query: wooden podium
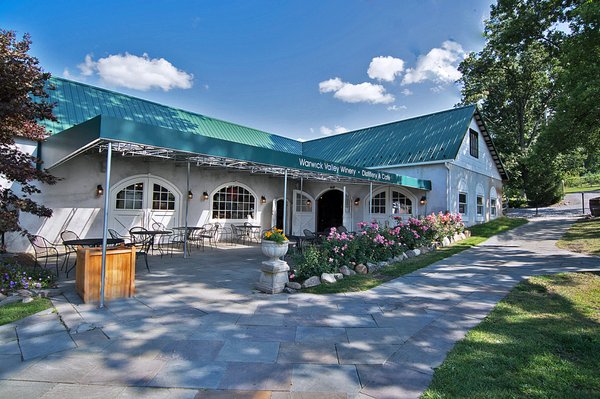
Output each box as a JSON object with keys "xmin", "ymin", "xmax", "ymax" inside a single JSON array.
[{"xmin": 75, "ymin": 246, "xmax": 136, "ymax": 303}]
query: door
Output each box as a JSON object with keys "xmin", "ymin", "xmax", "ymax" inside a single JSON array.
[
  {"xmin": 342, "ymin": 189, "xmax": 352, "ymax": 230},
  {"xmin": 292, "ymin": 190, "xmax": 315, "ymax": 236},
  {"xmin": 110, "ymin": 176, "xmax": 180, "ymax": 235}
]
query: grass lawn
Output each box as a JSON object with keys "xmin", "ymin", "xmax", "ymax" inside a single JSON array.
[
  {"xmin": 564, "ymin": 185, "xmax": 600, "ymax": 193},
  {"xmin": 0, "ymin": 297, "xmax": 53, "ymax": 326},
  {"xmin": 304, "ymin": 217, "xmax": 528, "ymax": 294},
  {"xmin": 422, "ymin": 272, "xmax": 600, "ymax": 398},
  {"xmin": 556, "ymin": 217, "xmax": 600, "ymax": 256}
]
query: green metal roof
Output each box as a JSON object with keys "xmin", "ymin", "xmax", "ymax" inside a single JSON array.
[
  {"xmin": 302, "ymin": 105, "xmax": 476, "ymax": 168},
  {"xmin": 43, "ymin": 77, "xmax": 302, "ymax": 155}
]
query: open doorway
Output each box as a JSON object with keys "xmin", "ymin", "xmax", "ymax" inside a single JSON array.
[
  {"xmin": 275, "ymin": 199, "xmax": 285, "ymax": 230},
  {"xmin": 317, "ymin": 190, "xmax": 343, "ymax": 232}
]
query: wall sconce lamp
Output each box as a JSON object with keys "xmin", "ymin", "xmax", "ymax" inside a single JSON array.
[
  {"xmin": 188, "ymin": 191, "xmax": 194, "ymax": 200},
  {"xmin": 354, "ymin": 197, "xmax": 360, "ymax": 206},
  {"xmin": 96, "ymin": 185, "xmax": 104, "ymax": 197},
  {"xmin": 202, "ymin": 191, "xmax": 209, "ymax": 200},
  {"xmin": 260, "ymin": 195, "xmax": 267, "ymax": 204},
  {"xmin": 420, "ymin": 196, "xmax": 427, "ymax": 205},
  {"xmin": 306, "ymin": 199, "xmax": 312, "ymax": 207}
]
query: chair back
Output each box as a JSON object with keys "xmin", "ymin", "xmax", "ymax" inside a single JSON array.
[
  {"xmin": 131, "ymin": 228, "xmax": 153, "ymax": 253},
  {"xmin": 337, "ymin": 225, "xmax": 348, "ymax": 234},
  {"xmin": 152, "ymin": 222, "xmax": 168, "ymax": 231},
  {"xmin": 108, "ymin": 229, "xmax": 120, "ymax": 240},
  {"xmin": 303, "ymin": 229, "xmax": 316, "ymax": 238},
  {"xmin": 29, "ymin": 235, "xmax": 49, "ymax": 250},
  {"xmin": 61, "ymin": 230, "xmax": 79, "ymax": 243}
]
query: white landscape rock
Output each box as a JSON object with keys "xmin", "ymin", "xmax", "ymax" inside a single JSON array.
[
  {"xmin": 442, "ymin": 237, "xmax": 451, "ymax": 247},
  {"xmin": 302, "ymin": 276, "xmax": 321, "ymax": 288},
  {"xmin": 286, "ymin": 282, "xmax": 302, "ymax": 290},
  {"xmin": 339, "ymin": 266, "xmax": 353, "ymax": 276},
  {"xmin": 333, "ymin": 273, "xmax": 344, "ymax": 281},
  {"xmin": 321, "ymin": 273, "xmax": 337, "ymax": 284}
]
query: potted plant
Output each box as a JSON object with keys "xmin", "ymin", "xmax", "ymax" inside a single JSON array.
[{"xmin": 261, "ymin": 227, "xmax": 289, "ymax": 260}]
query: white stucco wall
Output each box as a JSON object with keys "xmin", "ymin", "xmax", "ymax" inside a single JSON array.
[{"xmin": 5, "ymin": 152, "xmax": 385, "ymax": 252}]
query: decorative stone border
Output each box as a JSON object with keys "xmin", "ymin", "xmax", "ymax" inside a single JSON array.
[
  {"xmin": 0, "ymin": 288, "xmax": 63, "ymax": 307},
  {"xmin": 285, "ymin": 230, "xmax": 471, "ymax": 293}
]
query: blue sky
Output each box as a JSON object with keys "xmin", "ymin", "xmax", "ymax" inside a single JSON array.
[{"xmin": 2, "ymin": 0, "xmax": 494, "ymax": 141}]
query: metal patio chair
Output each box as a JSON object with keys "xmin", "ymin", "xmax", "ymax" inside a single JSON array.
[
  {"xmin": 60, "ymin": 230, "xmax": 80, "ymax": 277},
  {"xmin": 129, "ymin": 227, "xmax": 153, "ymax": 272},
  {"xmin": 28, "ymin": 235, "xmax": 60, "ymax": 276},
  {"xmin": 108, "ymin": 229, "xmax": 132, "ymax": 245},
  {"xmin": 151, "ymin": 222, "xmax": 173, "ymax": 256}
]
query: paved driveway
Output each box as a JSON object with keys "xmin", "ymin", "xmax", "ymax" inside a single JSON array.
[{"xmin": 0, "ymin": 216, "xmax": 598, "ymax": 399}]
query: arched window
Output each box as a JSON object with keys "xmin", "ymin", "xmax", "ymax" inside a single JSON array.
[
  {"xmin": 212, "ymin": 185, "xmax": 256, "ymax": 219},
  {"xmin": 371, "ymin": 191, "xmax": 386, "ymax": 214},
  {"xmin": 490, "ymin": 187, "xmax": 498, "ymax": 218},
  {"xmin": 152, "ymin": 184, "xmax": 176, "ymax": 210},
  {"xmin": 116, "ymin": 183, "xmax": 144, "ymax": 209},
  {"xmin": 391, "ymin": 190, "xmax": 412, "ymax": 215}
]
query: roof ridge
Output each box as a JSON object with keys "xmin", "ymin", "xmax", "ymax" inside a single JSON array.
[
  {"xmin": 50, "ymin": 77, "xmax": 298, "ymax": 144},
  {"xmin": 304, "ymin": 104, "xmax": 476, "ymax": 143}
]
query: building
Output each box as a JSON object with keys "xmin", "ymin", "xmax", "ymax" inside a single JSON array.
[{"xmin": 4, "ymin": 78, "xmax": 506, "ymax": 252}]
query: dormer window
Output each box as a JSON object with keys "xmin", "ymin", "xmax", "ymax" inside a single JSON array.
[{"xmin": 470, "ymin": 129, "xmax": 479, "ymax": 158}]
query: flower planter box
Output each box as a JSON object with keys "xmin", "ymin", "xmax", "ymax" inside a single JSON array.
[{"xmin": 75, "ymin": 246, "xmax": 136, "ymax": 303}]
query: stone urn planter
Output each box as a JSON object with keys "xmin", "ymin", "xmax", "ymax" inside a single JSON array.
[
  {"xmin": 256, "ymin": 240, "xmax": 290, "ymax": 294},
  {"xmin": 261, "ymin": 240, "xmax": 289, "ymax": 259}
]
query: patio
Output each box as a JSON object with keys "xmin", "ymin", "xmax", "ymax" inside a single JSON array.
[{"xmin": 1, "ymin": 217, "xmax": 599, "ymax": 398}]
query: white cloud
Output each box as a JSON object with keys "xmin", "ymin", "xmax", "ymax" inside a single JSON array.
[
  {"xmin": 401, "ymin": 88, "xmax": 413, "ymax": 96},
  {"xmin": 319, "ymin": 78, "xmax": 394, "ymax": 104},
  {"xmin": 401, "ymin": 41, "xmax": 465, "ymax": 86},
  {"xmin": 297, "ymin": 137, "xmax": 307, "ymax": 142},
  {"xmin": 319, "ymin": 77, "xmax": 345, "ymax": 93},
  {"xmin": 320, "ymin": 125, "xmax": 349, "ymax": 136},
  {"xmin": 78, "ymin": 54, "xmax": 96, "ymax": 76},
  {"xmin": 430, "ymin": 85, "xmax": 445, "ymax": 93},
  {"xmin": 62, "ymin": 68, "xmax": 73, "ymax": 79},
  {"xmin": 367, "ymin": 56, "xmax": 405, "ymax": 82},
  {"xmin": 73, "ymin": 53, "xmax": 193, "ymax": 91},
  {"xmin": 387, "ymin": 105, "xmax": 407, "ymax": 111}
]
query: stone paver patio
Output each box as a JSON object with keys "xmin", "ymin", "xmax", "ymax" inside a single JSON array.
[{"xmin": 0, "ymin": 216, "xmax": 598, "ymax": 398}]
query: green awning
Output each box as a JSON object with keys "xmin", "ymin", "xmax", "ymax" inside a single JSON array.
[{"xmin": 41, "ymin": 115, "xmax": 432, "ymax": 190}]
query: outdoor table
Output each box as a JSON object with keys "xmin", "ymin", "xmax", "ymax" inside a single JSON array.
[
  {"xmin": 130, "ymin": 230, "xmax": 172, "ymax": 255},
  {"xmin": 63, "ymin": 238, "xmax": 124, "ymax": 247}
]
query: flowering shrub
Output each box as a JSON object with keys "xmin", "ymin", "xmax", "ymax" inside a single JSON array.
[
  {"xmin": 425, "ymin": 212, "xmax": 465, "ymax": 242},
  {"xmin": 1, "ymin": 261, "xmax": 56, "ymax": 294},
  {"xmin": 294, "ymin": 212, "xmax": 466, "ymax": 278},
  {"xmin": 263, "ymin": 227, "xmax": 288, "ymax": 244}
]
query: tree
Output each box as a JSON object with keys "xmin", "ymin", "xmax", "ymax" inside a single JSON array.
[
  {"xmin": 547, "ymin": 1, "xmax": 600, "ymax": 155},
  {"xmin": 459, "ymin": 37, "xmax": 557, "ymax": 195},
  {"xmin": 0, "ymin": 30, "xmax": 56, "ymax": 248},
  {"xmin": 458, "ymin": 0, "xmax": 599, "ymax": 199}
]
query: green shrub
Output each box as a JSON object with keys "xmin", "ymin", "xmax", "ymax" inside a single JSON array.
[
  {"xmin": 564, "ymin": 173, "xmax": 600, "ymax": 188},
  {"xmin": 294, "ymin": 245, "xmax": 336, "ymax": 279}
]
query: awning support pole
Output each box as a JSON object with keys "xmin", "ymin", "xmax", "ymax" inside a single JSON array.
[
  {"xmin": 369, "ymin": 182, "xmax": 373, "ymax": 221},
  {"xmin": 343, "ymin": 186, "xmax": 347, "ymax": 227},
  {"xmin": 99, "ymin": 142, "xmax": 112, "ymax": 309},
  {"xmin": 184, "ymin": 161, "xmax": 190, "ymax": 258},
  {"xmin": 283, "ymin": 169, "xmax": 288, "ymax": 234}
]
